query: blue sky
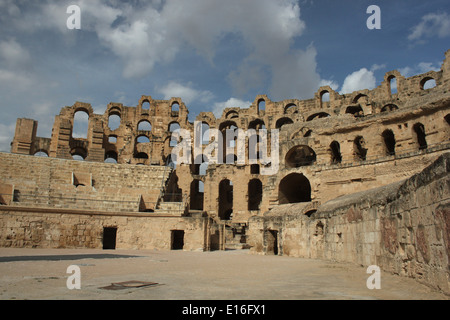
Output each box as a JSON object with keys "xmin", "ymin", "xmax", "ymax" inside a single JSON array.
[{"xmin": 0, "ymin": 0, "xmax": 449, "ymax": 151}]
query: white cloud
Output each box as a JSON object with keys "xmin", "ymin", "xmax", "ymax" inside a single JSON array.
[
  {"xmin": 157, "ymin": 81, "xmax": 214, "ymax": 105},
  {"xmin": 408, "ymin": 12, "xmax": 450, "ymax": 42},
  {"xmin": 340, "ymin": 68, "xmax": 376, "ymax": 94},
  {"xmin": 212, "ymin": 98, "xmax": 252, "ymax": 118},
  {"xmin": 399, "ymin": 62, "xmax": 441, "ymax": 77}
]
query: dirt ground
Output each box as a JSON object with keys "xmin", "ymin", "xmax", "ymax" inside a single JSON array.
[{"xmin": 0, "ymin": 247, "xmax": 447, "ymax": 300}]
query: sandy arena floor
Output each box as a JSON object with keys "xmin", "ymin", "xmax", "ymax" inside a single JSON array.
[{"xmin": 0, "ymin": 247, "xmax": 447, "ymax": 300}]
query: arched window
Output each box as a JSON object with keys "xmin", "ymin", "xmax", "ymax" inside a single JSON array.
[
  {"xmin": 108, "ymin": 114, "xmax": 121, "ymax": 131},
  {"xmin": 413, "ymin": 123, "xmax": 427, "ymax": 150},
  {"xmin": 345, "ymin": 106, "xmax": 364, "ymax": 117},
  {"xmin": 321, "ymin": 91, "xmax": 330, "ymax": 103},
  {"xmin": 420, "ymin": 77, "xmax": 436, "ymax": 90},
  {"xmin": 201, "ymin": 122, "xmax": 210, "ymax": 145},
  {"xmin": 381, "ymin": 104, "xmax": 399, "ymax": 113},
  {"xmin": 382, "ymin": 129, "xmax": 396, "ymax": 156},
  {"xmin": 71, "ymin": 147, "xmax": 87, "ymax": 161},
  {"xmin": 138, "ymin": 120, "xmax": 152, "ymax": 131},
  {"xmin": 306, "ymin": 112, "xmax": 330, "ymax": 121},
  {"xmin": 136, "ymin": 135, "xmax": 150, "ymax": 144},
  {"xmin": 285, "ymin": 145, "xmax": 316, "ymax": 168},
  {"xmin": 190, "ymin": 179, "xmax": 204, "ymax": 211},
  {"xmin": 171, "ymin": 102, "xmax": 180, "ymax": 116},
  {"xmin": 284, "ymin": 103, "xmax": 297, "ymax": 114},
  {"xmin": 389, "ymin": 76, "xmax": 397, "ymax": 95},
  {"xmin": 278, "ymin": 173, "xmax": 311, "ymax": 204},
  {"xmin": 354, "ymin": 136, "xmax": 367, "ymax": 161},
  {"xmin": 258, "ymin": 99, "xmax": 266, "ymax": 113},
  {"xmin": 142, "ymin": 100, "xmax": 150, "ymax": 111},
  {"xmin": 34, "ymin": 150, "xmax": 49, "ymax": 157},
  {"xmin": 169, "ymin": 122, "xmax": 181, "ymax": 147},
  {"xmin": 135, "ymin": 152, "xmax": 148, "ymax": 159},
  {"xmin": 108, "ymin": 135, "xmax": 117, "ymax": 144},
  {"xmin": 276, "ymin": 117, "xmax": 294, "ymax": 129},
  {"xmin": 219, "ymin": 179, "xmax": 233, "ymax": 220},
  {"xmin": 248, "ymin": 179, "xmax": 262, "ymax": 210},
  {"xmin": 330, "ymin": 141, "xmax": 342, "ymax": 164},
  {"xmin": 72, "ymin": 111, "xmax": 89, "ymax": 139},
  {"xmin": 105, "ymin": 150, "xmax": 118, "ymax": 163}
]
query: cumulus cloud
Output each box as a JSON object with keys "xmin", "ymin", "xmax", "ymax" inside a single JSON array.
[
  {"xmin": 408, "ymin": 12, "xmax": 450, "ymax": 43},
  {"xmin": 340, "ymin": 68, "xmax": 377, "ymax": 94},
  {"xmin": 399, "ymin": 61, "xmax": 441, "ymax": 77},
  {"xmin": 4, "ymin": 0, "xmax": 320, "ymax": 99},
  {"xmin": 156, "ymin": 81, "xmax": 214, "ymax": 106},
  {"xmin": 212, "ymin": 98, "xmax": 252, "ymax": 118}
]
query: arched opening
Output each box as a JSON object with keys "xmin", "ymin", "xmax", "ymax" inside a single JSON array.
[
  {"xmin": 413, "ymin": 123, "xmax": 427, "ymax": 150},
  {"xmin": 226, "ymin": 110, "xmax": 239, "ymax": 119},
  {"xmin": 171, "ymin": 102, "xmax": 180, "ymax": 116},
  {"xmin": 72, "ymin": 110, "xmax": 89, "ymax": 139},
  {"xmin": 169, "ymin": 122, "xmax": 181, "ymax": 147},
  {"xmin": 382, "ymin": 129, "xmax": 396, "ymax": 156},
  {"xmin": 276, "ymin": 117, "xmax": 294, "ymax": 129},
  {"xmin": 34, "ymin": 150, "xmax": 49, "ymax": 157},
  {"xmin": 201, "ymin": 122, "xmax": 210, "ymax": 145},
  {"xmin": 258, "ymin": 99, "xmax": 266, "ymax": 113},
  {"xmin": 138, "ymin": 120, "xmax": 152, "ymax": 131},
  {"xmin": 105, "ymin": 150, "xmax": 118, "ymax": 163},
  {"xmin": 330, "ymin": 141, "xmax": 342, "ymax": 164},
  {"xmin": 142, "ymin": 100, "xmax": 150, "ymax": 111},
  {"xmin": 345, "ymin": 106, "xmax": 364, "ymax": 117},
  {"xmin": 199, "ymin": 161, "xmax": 208, "ymax": 176},
  {"xmin": 190, "ymin": 179, "xmax": 204, "ymax": 211},
  {"xmin": 136, "ymin": 135, "xmax": 150, "ymax": 144},
  {"xmin": 420, "ymin": 77, "xmax": 436, "ymax": 90},
  {"xmin": 381, "ymin": 104, "xmax": 399, "ymax": 113},
  {"xmin": 135, "ymin": 152, "xmax": 149, "ymax": 159},
  {"xmin": 248, "ymin": 179, "xmax": 262, "ymax": 211},
  {"xmin": 108, "ymin": 135, "xmax": 117, "ymax": 144},
  {"xmin": 285, "ymin": 145, "xmax": 316, "ymax": 168},
  {"xmin": 284, "ymin": 103, "xmax": 297, "ymax": 114},
  {"xmin": 108, "ymin": 114, "xmax": 121, "ymax": 131},
  {"xmin": 306, "ymin": 112, "xmax": 330, "ymax": 121},
  {"xmin": 354, "ymin": 136, "xmax": 367, "ymax": 161},
  {"xmin": 219, "ymin": 179, "xmax": 233, "ymax": 220},
  {"xmin": 321, "ymin": 91, "xmax": 330, "ymax": 103},
  {"xmin": 248, "ymin": 119, "xmax": 265, "ymax": 130},
  {"xmin": 219, "ymin": 121, "xmax": 238, "ymax": 163},
  {"xmin": 71, "ymin": 147, "xmax": 87, "ymax": 161},
  {"xmin": 278, "ymin": 173, "xmax": 311, "ymax": 204},
  {"xmin": 389, "ymin": 76, "xmax": 397, "ymax": 95}
]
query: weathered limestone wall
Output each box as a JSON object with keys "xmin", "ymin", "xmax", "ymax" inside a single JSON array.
[
  {"xmin": 0, "ymin": 208, "xmax": 205, "ymax": 250},
  {"xmin": 0, "ymin": 152, "xmax": 169, "ymax": 212},
  {"xmin": 249, "ymin": 153, "xmax": 450, "ymax": 294}
]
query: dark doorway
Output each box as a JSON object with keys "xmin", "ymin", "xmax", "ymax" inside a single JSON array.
[
  {"xmin": 219, "ymin": 179, "xmax": 233, "ymax": 220},
  {"xmin": 103, "ymin": 227, "xmax": 117, "ymax": 250},
  {"xmin": 382, "ymin": 129, "xmax": 396, "ymax": 155},
  {"xmin": 413, "ymin": 123, "xmax": 427, "ymax": 150},
  {"xmin": 267, "ymin": 230, "xmax": 278, "ymax": 255},
  {"xmin": 171, "ymin": 230, "xmax": 184, "ymax": 250}
]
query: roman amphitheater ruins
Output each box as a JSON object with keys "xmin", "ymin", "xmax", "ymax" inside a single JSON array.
[{"xmin": 1, "ymin": 49, "xmax": 449, "ymax": 295}]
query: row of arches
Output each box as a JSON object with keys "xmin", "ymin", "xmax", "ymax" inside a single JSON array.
[
  {"xmin": 286, "ymin": 121, "xmax": 434, "ymax": 167},
  {"xmin": 211, "ymin": 173, "xmax": 312, "ymax": 220}
]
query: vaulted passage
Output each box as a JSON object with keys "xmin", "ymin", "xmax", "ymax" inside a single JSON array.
[
  {"xmin": 413, "ymin": 123, "xmax": 427, "ymax": 150},
  {"xmin": 278, "ymin": 173, "xmax": 311, "ymax": 204},
  {"xmin": 382, "ymin": 129, "xmax": 396, "ymax": 155},
  {"xmin": 285, "ymin": 145, "xmax": 316, "ymax": 168}
]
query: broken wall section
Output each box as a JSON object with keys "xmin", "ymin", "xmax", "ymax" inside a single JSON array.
[{"xmin": 249, "ymin": 153, "xmax": 450, "ymax": 295}]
